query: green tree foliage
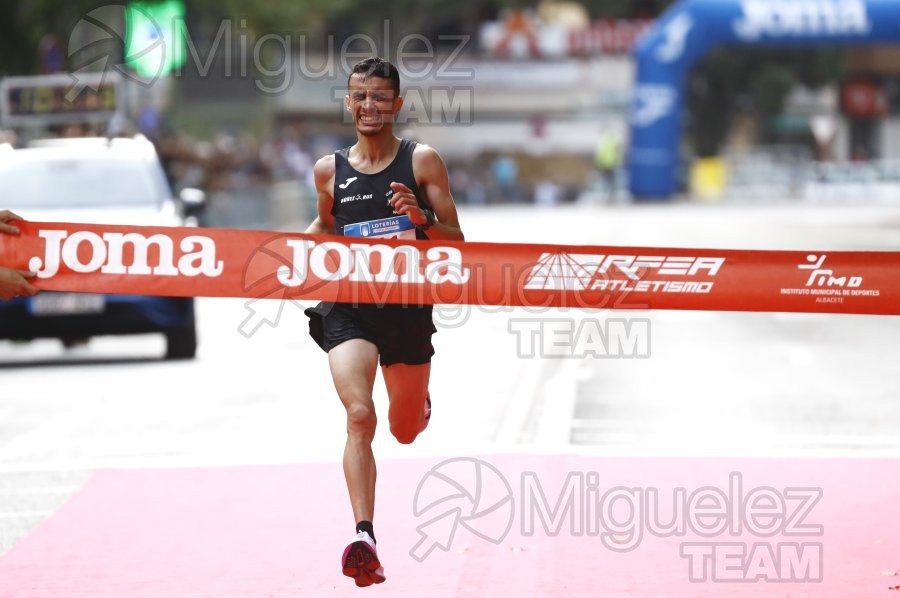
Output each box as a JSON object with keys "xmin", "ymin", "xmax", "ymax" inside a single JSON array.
[
  {"xmin": 0, "ymin": 0, "xmax": 355, "ymax": 76},
  {"xmin": 686, "ymin": 46, "xmax": 845, "ymax": 155},
  {"xmin": 0, "ymin": 0, "xmax": 105, "ymax": 76},
  {"xmin": 2, "ymin": 0, "xmax": 845, "ymax": 158}
]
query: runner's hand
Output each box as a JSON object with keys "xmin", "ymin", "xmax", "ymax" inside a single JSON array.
[{"xmin": 388, "ymin": 182, "xmax": 428, "ymax": 226}]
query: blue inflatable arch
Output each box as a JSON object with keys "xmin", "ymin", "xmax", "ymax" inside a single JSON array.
[{"xmin": 628, "ymin": 0, "xmax": 900, "ymax": 198}]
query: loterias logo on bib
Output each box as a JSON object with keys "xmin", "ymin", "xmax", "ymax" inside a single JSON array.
[{"xmin": 29, "ymin": 229, "xmax": 224, "ymax": 278}]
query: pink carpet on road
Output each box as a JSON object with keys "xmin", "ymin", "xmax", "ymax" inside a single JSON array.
[{"xmin": 0, "ymin": 456, "xmax": 897, "ymax": 597}]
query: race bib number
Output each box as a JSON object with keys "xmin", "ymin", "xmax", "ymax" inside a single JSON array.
[{"xmin": 343, "ymin": 215, "xmax": 416, "ymax": 240}]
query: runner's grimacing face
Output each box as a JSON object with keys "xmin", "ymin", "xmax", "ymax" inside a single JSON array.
[{"xmin": 346, "ymin": 73, "xmax": 401, "ymax": 136}]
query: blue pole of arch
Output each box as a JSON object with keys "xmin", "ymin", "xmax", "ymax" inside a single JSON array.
[{"xmin": 627, "ymin": 0, "xmax": 900, "ymax": 199}]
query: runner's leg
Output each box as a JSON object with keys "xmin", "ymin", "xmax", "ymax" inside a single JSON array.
[
  {"xmin": 329, "ymin": 339, "xmax": 380, "ymax": 524},
  {"xmin": 382, "ymin": 362, "xmax": 431, "ymax": 444}
]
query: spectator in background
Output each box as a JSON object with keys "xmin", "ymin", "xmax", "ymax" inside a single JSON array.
[
  {"xmin": 0, "ymin": 129, "xmax": 18, "ymax": 146},
  {"xmin": 467, "ymin": 170, "xmax": 488, "ymax": 205},
  {"xmin": 490, "ymin": 154, "xmax": 520, "ymax": 202},
  {"xmin": 0, "ymin": 210, "xmax": 39, "ymax": 301},
  {"xmin": 533, "ymin": 178, "xmax": 562, "ymax": 207},
  {"xmin": 449, "ymin": 164, "xmax": 471, "ymax": 204},
  {"xmin": 494, "ymin": 9, "xmax": 542, "ymax": 59},
  {"xmin": 282, "ymin": 137, "xmax": 313, "ymax": 184},
  {"xmin": 595, "ymin": 131, "xmax": 621, "ymax": 200}
]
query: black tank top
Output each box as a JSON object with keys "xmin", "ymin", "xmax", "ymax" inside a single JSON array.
[{"xmin": 331, "ymin": 138, "xmax": 430, "ymax": 240}]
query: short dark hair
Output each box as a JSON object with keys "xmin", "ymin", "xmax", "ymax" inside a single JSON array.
[{"xmin": 348, "ymin": 57, "xmax": 401, "ymax": 97}]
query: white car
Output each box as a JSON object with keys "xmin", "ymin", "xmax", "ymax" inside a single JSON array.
[{"xmin": 0, "ymin": 135, "xmax": 205, "ymax": 359}]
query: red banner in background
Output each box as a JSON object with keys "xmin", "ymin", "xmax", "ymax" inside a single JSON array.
[{"xmin": 1, "ymin": 221, "xmax": 898, "ymax": 315}]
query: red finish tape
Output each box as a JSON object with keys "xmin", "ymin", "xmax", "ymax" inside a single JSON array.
[{"xmin": 2, "ymin": 221, "xmax": 897, "ymax": 315}]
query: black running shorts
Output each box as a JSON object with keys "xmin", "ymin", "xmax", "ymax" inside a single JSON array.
[{"xmin": 305, "ymin": 301, "xmax": 436, "ymax": 366}]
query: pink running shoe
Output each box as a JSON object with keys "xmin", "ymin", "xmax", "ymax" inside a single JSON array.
[{"xmin": 341, "ymin": 531, "xmax": 385, "ymax": 587}]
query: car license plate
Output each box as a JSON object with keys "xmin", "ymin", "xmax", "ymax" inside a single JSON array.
[{"xmin": 29, "ymin": 293, "xmax": 105, "ymax": 316}]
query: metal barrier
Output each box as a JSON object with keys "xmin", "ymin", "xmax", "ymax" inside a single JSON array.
[
  {"xmin": 721, "ymin": 148, "xmax": 900, "ymax": 202},
  {"xmin": 200, "ymin": 181, "xmax": 315, "ymax": 231}
]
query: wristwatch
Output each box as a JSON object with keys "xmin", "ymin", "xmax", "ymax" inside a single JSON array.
[{"xmin": 420, "ymin": 207, "xmax": 437, "ymax": 231}]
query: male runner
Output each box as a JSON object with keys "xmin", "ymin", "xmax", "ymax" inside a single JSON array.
[{"xmin": 303, "ymin": 57, "xmax": 464, "ymax": 587}]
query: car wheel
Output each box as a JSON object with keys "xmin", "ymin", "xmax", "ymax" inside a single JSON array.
[
  {"xmin": 164, "ymin": 324, "xmax": 197, "ymax": 360},
  {"xmin": 61, "ymin": 337, "xmax": 90, "ymax": 350}
]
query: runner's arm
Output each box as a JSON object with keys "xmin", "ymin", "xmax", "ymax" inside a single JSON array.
[
  {"xmin": 407, "ymin": 144, "xmax": 464, "ymax": 242},
  {"xmin": 305, "ymin": 155, "xmax": 336, "ymax": 235}
]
